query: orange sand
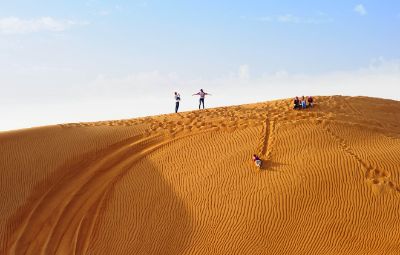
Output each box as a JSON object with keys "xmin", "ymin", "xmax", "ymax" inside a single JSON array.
[{"xmin": 1, "ymin": 96, "xmax": 400, "ymax": 254}]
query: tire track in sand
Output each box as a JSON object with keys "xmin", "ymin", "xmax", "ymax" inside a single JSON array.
[
  {"xmin": 6, "ymin": 135, "xmax": 164, "ymax": 254},
  {"xmin": 344, "ymin": 97, "xmax": 363, "ymax": 116},
  {"xmin": 5, "ymin": 132, "xmax": 199, "ymax": 255}
]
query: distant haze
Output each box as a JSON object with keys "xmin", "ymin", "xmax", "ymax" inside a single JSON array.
[{"xmin": 1, "ymin": 1, "xmax": 399, "ymax": 131}]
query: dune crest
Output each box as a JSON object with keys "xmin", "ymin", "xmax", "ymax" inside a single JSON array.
[{"xmin": 1, "ymin": 96, "xmax": 400, "ymax": 254}]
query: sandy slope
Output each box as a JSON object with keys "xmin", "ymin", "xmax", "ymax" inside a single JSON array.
[{"xmin": 1, "ymin": 96, "xmax": 400, "ymax": 255}]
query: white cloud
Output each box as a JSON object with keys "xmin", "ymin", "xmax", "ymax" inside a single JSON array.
[
  {"xmin": 354, "ymin": 4, "xmax": 367, "ymax": 16},
  {"xmin": 1, "ymin": 58, "xmax": 399, "ymax": 131},
  {"xmin": 84, "ymin": 58, "xmax": 400, "ymax": 106},
  {"xmin": 238, "ymin": 65, "xmax": 250, "ymax": 79},
  {"xmin": 0, "ymin": 17, "xmax": 88, "ymax": 34},
  {"xmin": 257, "ymin": 14, "xmax": 333, "ymax": 24},
  {"xmin": 257, "ymin": 17, "xmax": 272, "ymax": 22},
  {"xmin": 96, "ymin": 10, "xmax": 110, "ymax": 16},
  {"xmin": 277, "ymin": 14, "xmax": 300, "ymax": 23},
  {"xmin": 273, "ymin": 70, "xmax": 289, "ymax": 78},
  {"xmin": 94, "ymin": 4, "xmax": 124, "ymax": 16}
]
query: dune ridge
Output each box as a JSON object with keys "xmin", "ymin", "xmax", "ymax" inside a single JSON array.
[{"xmin": 1, "ymin": 96, "xmax": 400, "ymax": 254}]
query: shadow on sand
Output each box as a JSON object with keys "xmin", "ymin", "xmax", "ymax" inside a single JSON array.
[
  {"xmin": 3, "ymin": 137, "xmax": 192, "ymax": 255},
  {"xmin": 88, "ymin": 158, "xmax": 193, "ymax": 254},
  {"xmin": 260, "ymin": 160, "xmax": 286, "ymax": 171}
]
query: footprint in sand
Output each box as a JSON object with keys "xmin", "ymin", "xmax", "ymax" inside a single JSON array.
[
  {"xmin": 372, "ymin": 179, "xmax": 381, "ymax": 185},
  {"xmin": 374, "ymin": 168, "xmax": 390, "ymax": 178}
]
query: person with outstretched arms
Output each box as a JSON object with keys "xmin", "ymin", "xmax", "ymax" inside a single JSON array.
[{"xmin": 192, "ymin": 89, "xmax": 211, "ymax": 109}]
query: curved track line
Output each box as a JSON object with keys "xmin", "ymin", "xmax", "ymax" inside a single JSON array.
[
  {"xmin": 6, "ymin": 128, "xmax": 224, "ymax": 254},
  {"xmin": 344, "ymin": 98, "xmax": 363, "ymax": 116},
  {"xmin": 7, "ymin": 135, "xmax": 164, "ymax": 254}
]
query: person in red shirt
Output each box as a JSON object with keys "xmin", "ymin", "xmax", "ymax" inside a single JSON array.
[
  {"xmin": 307, "ymin": 96, "xmax": 314, "ymax": 108},
  {"xmin": 252, "ymin": 154, "xmax": 262, "ymax": 168},
  {"xmin": 293, "ymin": 96, "xmax": 300, "ymax": 110}
]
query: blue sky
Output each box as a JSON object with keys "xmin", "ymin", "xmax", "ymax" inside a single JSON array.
[{"xmin": 0, "ymin": 1, "xmax": 399, "ymax": 131}]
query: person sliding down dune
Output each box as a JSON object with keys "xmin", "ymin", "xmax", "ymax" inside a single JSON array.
[{"xmin": 252, "ymin": 154, "xmax": 262, "ymax": 168}]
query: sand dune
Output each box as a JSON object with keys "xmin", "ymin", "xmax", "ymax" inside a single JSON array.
[{"xmin": 1, "ymin": 96, "xmax": 400, "ymax": 254}]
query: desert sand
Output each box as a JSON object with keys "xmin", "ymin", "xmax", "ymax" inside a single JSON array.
[{"xmin": 1, "ymin": 96, "xmax": 400, "ymax": 254}]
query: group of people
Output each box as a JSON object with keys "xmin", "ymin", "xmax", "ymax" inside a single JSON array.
[
  {"xmin": 175, "ymin": 91, "xmax": 314, "ymax": 170},
  {"xmin": 174, "ymin": 89, "xmax": 211, "ymax": 113},
  {"xmin": 253, "ymin": 95, "xmax": 315, "ymax": 169},
  {"xmin": 293, "ymin": 96, "xmax": 314, "ymax": 110}
]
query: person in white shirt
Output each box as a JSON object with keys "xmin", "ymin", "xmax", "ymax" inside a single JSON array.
[
  {"xmin": 174, "ymin": 92, "xmax": 181, "ymax": 113},
  {"xmin": 192, "ymin": 89, "xmax": 211, "ymax": 109}
]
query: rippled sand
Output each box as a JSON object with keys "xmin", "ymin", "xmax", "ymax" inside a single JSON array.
[{"xmin": 1, "ymin": 96, "xmax": 400, "ymax": 254}]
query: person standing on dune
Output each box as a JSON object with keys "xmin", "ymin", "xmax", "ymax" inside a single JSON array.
[
  {"xmin": 174, "ymin": 92, "xmax": 181, "ymax": 113},
  {"xmin": 192, "ymin": 89, "xmax": 211, "ymax": 109}
]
